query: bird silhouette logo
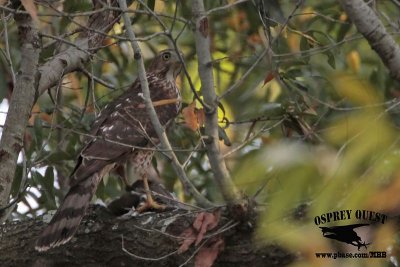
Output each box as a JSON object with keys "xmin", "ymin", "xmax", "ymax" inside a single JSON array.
[{"xmin": 319, "ymin": 224, "xmax": 371, "ymax": 250}]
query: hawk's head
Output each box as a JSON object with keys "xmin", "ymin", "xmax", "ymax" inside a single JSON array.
[{"xmin": 148, "ymin": 49, "xmax": 183, "ymax": 81}]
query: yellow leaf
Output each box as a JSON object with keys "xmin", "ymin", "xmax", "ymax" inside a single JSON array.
[
  {"xmin": 368, "ymin": 173, "xmax": 400, "ymax": 212},
  {"xmin": 346, "ymin": 50, "xmax": 361, "ymax": 73},
  {"xmin": 287, "ymin": 32, "xmax": 300, "ymax": 53},
  {"xmin": 339, "ymin": 13, "xmax": 348, "ymax": 22},
  {"xmin": 331, "ymin": 73, "xmax": 380, "ymax": 105},
  {"xmin": 298, "ymin": 6, "xmax": 315, "ymax": 23},
  {"xmin": 154, "ymin": 0, "xmax": 165, "ymax": 13}
]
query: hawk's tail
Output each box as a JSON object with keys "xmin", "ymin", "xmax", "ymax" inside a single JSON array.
[{"xmin": 35, "ymin": 171, "xmax": 103, "ymax": 252}]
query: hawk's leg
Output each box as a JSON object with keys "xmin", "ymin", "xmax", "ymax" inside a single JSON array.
[
  {"xmin": 136, "ymin": 173, "xmax": 166, "ymax": 212},
  {"xmin": 113, "ymin": 165, "xmax": 132, "ymax": 191}
]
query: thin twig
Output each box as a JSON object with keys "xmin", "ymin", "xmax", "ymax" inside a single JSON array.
[
  {"xmin": 223, "ymin": 119, "xmax": 285, "ymax": 158},
  {"xmin": 192, "ymin": 0, "xmax": 241, "ymax": 204},
  {"xmin": 0, "ymin": 122, "xmax": 206, "ymax": 153},
  {"xmin": 2, "ymin": 11, "xmax": 16, "ymax": 86},
  {"xmin": 219, "ymin": 0, "xmax": 304, "ymax": 99},
  {"xmin": 121, "ymin": 235, "xmax": 179, "ymax": 261},
  {"xmin": 218, "ymin": 49, "xmax": 268, "ymax": 100},
  {"xmin": 182, "ymin": 141, "xmax": 203, "ymax": 169},
  {"xmin": 40, "ymin": 32, "xmax": 92, "ymax": 55},
  {"xmin": 178, "ymin": 240, "xmax": 207, "ymax": 267},
  {"xmin": 206, "ymin": 0, "xmax": 249, "ymax": 15},
  {"xmin": 137, "ymin": 0, "xmax": 168, "ymax": 31},
  {"xmin": 80, "ymin": 67, "xmax": 116, "ymax": 90}
]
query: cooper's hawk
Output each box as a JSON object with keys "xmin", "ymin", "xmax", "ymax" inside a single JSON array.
[{"xmin": 35, "ymin": 49, "xmax": 182, "ymax": 251}]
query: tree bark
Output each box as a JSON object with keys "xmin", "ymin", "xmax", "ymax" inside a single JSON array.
[
  {"xmin": 339, "ymin": 0, "xmax": 400, "ymax": 82},
  {"xmin": 191, "ymin": 0, "xmax": 242, "ymax": 206},
  {"xmin": 37, "ymin": 0, "xmax": 123, "ymax": 95},
  {"xmin": 0, "ymin": 206, "xmax": 293, "ymax": 267},
  {"xmin": 0, "ymin": 0, "xmax": 123, "ymax": 218},
  {"xmin": 0, "ymin": 13, "xmax": 40, "ymax": 217}
]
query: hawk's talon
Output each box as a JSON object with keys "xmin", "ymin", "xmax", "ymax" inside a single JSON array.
[
  {"xmin": 136, "ymin": 172, "xmax": 167, "ymax": 212},
  {"xmin": 136, "ymin": 196, "xmax": 167, "ymax": 212}
]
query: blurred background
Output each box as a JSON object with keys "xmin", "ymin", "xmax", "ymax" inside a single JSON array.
[{"xmin": 1, "ymin": 0, "xmax": 400, "ymax": 266}]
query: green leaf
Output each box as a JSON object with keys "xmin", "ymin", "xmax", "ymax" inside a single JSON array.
[
  {"xmin": 260, "ymin": 102, "xmax": 284, "ymax": 115},
  {"xmin": 299, "ymin": 36, "xmax": 310, "ymax": 63},
  {"xmin": 32, "ymin": 169, "xmax": 56, "ymax": 209},
  {"xmin": 324, "ymin": 50, "xmax": 336, "ymax": 69},
  {"xmin": 218, "ymin": 126, "xmax": 231, "ymax": 146},
  {"xmin": 336, "ymin": 21, "xmax": 352, "ymax": 42},
  {"xmin": 292, "ymin": 81, "xmax": 309, "ymax": 92},
  {"xmin": 34, "ymin": 117, "xmax": 43, "ymax": 151},
  {"xmin": 299, "ymin": 35, "xmax": 310, "ymax": 52},
  {"xmin": 11, "ymin": 165, "xmax": 23, "ymax": 197},
  {"xmin": 218, "ymin": 102, "xmax": 226, "ymax": 117},
  {"xmin": 0, "ymin": 70, "xmax": 7, "ymax": 101},
  {"xmin": 47, "ymin": 150, "xmax": 74, "ymax": 163},
  {"xmin": 148, "ymin": 0, "xmax": 155, "ymax": 11},
  {"xmin": 44, "ymin": 167, "xmax": 55, "ymax": 197}
]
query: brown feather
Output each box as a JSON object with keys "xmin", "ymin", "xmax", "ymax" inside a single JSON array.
[
  {"xmin": 35, "ymin": 164, "xmax": 114, "ymax": 251},
  {"xmin": 35, "ymin": 49, "xmax": 182, "ymax": 251}
]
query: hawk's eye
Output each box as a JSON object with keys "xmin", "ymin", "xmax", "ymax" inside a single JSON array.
[{"xmin": 162, "ymin": 52, "xmax": 171, "ymax": 61}]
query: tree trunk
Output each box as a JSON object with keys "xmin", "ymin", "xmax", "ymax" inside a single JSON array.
[{"xmin": 0, "ymin": 205, "xmax": 294, "ymax": 266}]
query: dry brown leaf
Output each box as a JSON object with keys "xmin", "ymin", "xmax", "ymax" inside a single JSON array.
[
  {"xmin": 21, "ymin": 0, "xmax": 38, "ymax": 23},
  {"xmin": 182, "ymin": 101, "xmax": 206, "ymax": 131},
  {"xmin": 68, "ymin": 73, "xmax": 83, "ymax": 106},
  {"xmin": 193, "ymin": 210, "xmax": 221, "ymax": 246},
  {"xmin": 368, "ymin": 175, "xmax": 400, "ymax": 213},
  {"xmin": 177, "ymin": 228, "xmax": 196, "ymax": 253},
  {"xmin": 182, "ymin": 101, "xmax": 198, "ymax": 131},
  {"xmin": 195, "ymin": 237, "xmax": 225, "ymax": 267},
  {"xmin": 28, "ymin": 103, "xmax": 40, "ymax": 125},
  {"xmin": 263, "ymin": 71, "xmax": 275, "ymax": 85},
  {"xmin": 178, "ymin": 210, "xmax": 221, "ymax": 253},
  {"xmin": 29, "ymin": 103, "xmax": 52, "ymax": 124},
  {"xmin": 39, "ymin": 112, "xmax": 52, "ymax": 123}
]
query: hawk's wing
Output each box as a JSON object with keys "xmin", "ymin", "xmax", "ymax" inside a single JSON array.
[
  {"xmin": 69, "ymin": 75, "xmax": 179, "ymax": 186},
  {"xmin": 70, "ymin": 83, "xmax": 153, "ymax": 186}
]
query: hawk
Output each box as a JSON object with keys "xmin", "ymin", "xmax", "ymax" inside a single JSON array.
[{"xmin": 35, "ymin": 49, "xmax": 182, "ymax": 251}]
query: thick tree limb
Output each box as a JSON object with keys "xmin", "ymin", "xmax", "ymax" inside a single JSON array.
[
  {"xmin": 191, "ymin": 0, "xmax": 242, "ymax": 205},
  {"xmin": 0, "ymin": 13, "xmax": 40, "ymax": 221},
  {"xmin": 0, "ymin": 1, "xmax": 123, "ymax": 220},
  {"xmin": 38, "ymin": 0, "xmax": 122, "ymax": 95},
  {"xmin": 339, "ymin": 0, "xmax": 400, "ymax": 82},
  {"xmin": 0, "ymin": 205, "xmax": 293, "ymax": 266},
  {"xmin": 118, "ymin": 0, "xmax": 213, "ymax": 208}
]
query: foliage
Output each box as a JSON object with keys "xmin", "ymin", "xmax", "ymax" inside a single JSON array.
[{"xmin": 1, "ymin": 0, "xmax": 400, "ymax": 265}]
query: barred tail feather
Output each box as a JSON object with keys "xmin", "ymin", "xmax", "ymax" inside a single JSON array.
[{"xmin": 35, "ymin": 170, "xmax": 104, "ymax": 252}]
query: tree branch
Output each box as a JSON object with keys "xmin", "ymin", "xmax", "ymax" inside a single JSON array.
[
  {"xmin": 191, "ymin": 0, "xmax": 242, "ymax": 205},
  {"xmin": 0, "ymin": 205, "xmax": 293, "ymax": 266},
  {"xmin": 339, "ymin": 0, "xmax": 400, "ymax": 82},
  {"xmin": 118, "ymin": 0, "xmax": 213, "ymax": 208},
  {"xmin": 37, "ymin": 0, "xmax": 122, "ymax": 95},
  {"xmin": 0, "ymin": 0, "xmax": 125, "ymax": 221},
  {"xmin": 0, "ymin": 13, "xmax": 40, "ymax": 221}
]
